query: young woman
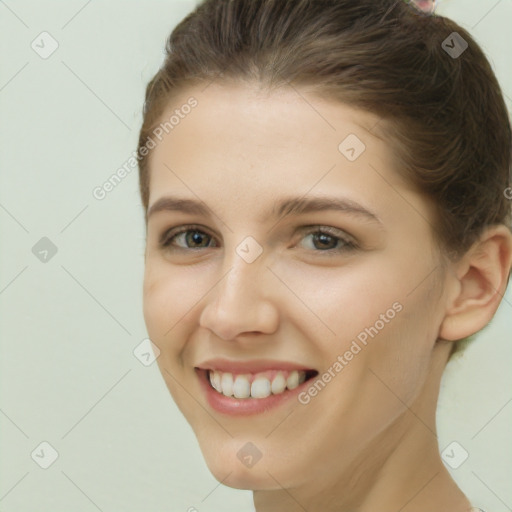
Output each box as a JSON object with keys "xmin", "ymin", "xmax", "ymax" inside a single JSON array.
[{"xmin": 137, "ymin": 1, "xmax": 512, "ymax": 510}]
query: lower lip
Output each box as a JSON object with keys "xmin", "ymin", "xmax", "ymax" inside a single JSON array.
[{"xmin": 195, "ymin": 368, "xmax": 313, "ymax": 416}]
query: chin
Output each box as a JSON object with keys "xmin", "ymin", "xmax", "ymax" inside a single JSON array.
[
  {"xmin": 203, "ymin": 456, "xmax": 273, "ymax": 490},
  {"xmin": 197, "ymin": 437, "xmax": 285, "ymax": 491}
]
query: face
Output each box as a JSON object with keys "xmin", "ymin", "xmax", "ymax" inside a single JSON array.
[{"xmin": 142, "ymin": 82, "xmax": 448, "ymax": 492}]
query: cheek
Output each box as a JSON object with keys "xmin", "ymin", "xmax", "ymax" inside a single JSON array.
[
  {"xmin": 143, "ymin": 260, "xmax": 197, "ymax": 320},
  {"xmin": 142, "ymin": 269, "xmax": 167, "ymax": 336},
  {"xmin": 142, "ymin": 265, "xmax": 198, "ymax": 407},
  {"xmin": 142, "ymin": 263, "xmax": 192, "ymax": 349},
  {"xmin": 278, "ymin": 261, "xmax": 402, "ymax": 343},
  {"xmin": 292, "ymin": 257, "xmax": 439, "ymax": 392},
  {"xmin": 360, "ymin": 281, "xmax": 441, "ymax": 410}
]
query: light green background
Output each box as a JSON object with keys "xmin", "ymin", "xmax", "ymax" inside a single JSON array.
[{"xmin": 0, "ymin": 1, "xmax": 510, "ymax": 511}]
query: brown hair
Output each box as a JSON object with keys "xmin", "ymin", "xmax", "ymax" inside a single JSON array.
[{"xmin": 137, "ymin": 0, "xmax": 512, "ymax": 354}]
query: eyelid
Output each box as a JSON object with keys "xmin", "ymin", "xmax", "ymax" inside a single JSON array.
[{"xmin": 295, "ymin": 224, "xmax": 355, "ymax": 242}]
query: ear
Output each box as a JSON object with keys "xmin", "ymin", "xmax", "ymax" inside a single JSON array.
[{"xmin": 439, "ymin": 224, "xmax": 512, "ymax": 341}]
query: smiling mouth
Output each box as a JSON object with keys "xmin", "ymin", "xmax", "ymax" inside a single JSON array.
[{"xmin": 197, "ymin": 368, "xmax": 319, "ymax": 399}]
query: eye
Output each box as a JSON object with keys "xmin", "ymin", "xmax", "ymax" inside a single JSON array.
[
  {"xmin": 160, "ymin": 225, "xmax": 217, "ymax": 250},
  {"xmin": 159, "ymin": 224, "xmax": 358, "ymax": 254},
  {"xmin": 295, "ymin": 226, "xmax": 357, "ymax": 254}
]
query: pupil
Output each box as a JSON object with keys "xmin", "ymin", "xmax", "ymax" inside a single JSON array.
[
  {"xmin": 190, "ymin": 231, "xmax": 206, "ymax": 247},
  {"xmin": 317, "ymin": 234, "xmax": 334, "ymax": 249}
]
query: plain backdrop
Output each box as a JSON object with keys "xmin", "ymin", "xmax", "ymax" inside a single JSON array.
[{"xmin": 0, "ymin": 1, "xmax": 511, "ymax": 511}]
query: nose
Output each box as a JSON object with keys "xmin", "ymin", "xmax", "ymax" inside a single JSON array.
[{"xmin": 198, "ymin": 250, "xmax": 279, "ymax": 341}]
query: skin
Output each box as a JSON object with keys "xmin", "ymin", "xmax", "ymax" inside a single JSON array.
[{"xmin": 142, "ymin": 81, "xmax": 512, "ymax": 512}]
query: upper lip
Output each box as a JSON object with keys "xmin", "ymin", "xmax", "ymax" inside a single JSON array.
[{"xmin": 195, "ymin": 358, "xmax": 317, "ymax": 374}]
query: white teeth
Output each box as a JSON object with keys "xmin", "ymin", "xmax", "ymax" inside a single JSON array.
[
  {"xmin": 286, "ymin": 370, "xmax": 300, "ymax": 390},
  {"xmin": 211, "ymin": 371, "xmax": 221, "ymax": 392},
  {"xmin": 220, "ymin": 372, "xmax": 233, "ymax": 397},
  {"xmin": 251, "ymin": 377, "xmax": 272, "ymax": 398},
  {"xmin": 233, "ymin": 375, "xmax": 251, "ymax": 398},
  {"xmin": 271, "ymin": 372, "xmax": 286, "ymax": 394},
  {"xmin": 208, "ymin": 369, "xmax": 308, "ymax": 399}
]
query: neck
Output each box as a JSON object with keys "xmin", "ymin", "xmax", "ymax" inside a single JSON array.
[{"xmin": 253, "ymin": 341, "xmax": 472, "ymax": 512}]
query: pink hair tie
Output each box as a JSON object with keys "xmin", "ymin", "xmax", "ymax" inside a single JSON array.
[{"xmin": 404, "ymin": 0, "xmax": 437, "ymax": 15}]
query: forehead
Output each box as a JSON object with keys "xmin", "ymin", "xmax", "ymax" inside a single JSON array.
[
  {"xmin": 145, "ymin": 81, "xmax": 433, "ymax": 234},
  {"xmin": 148, "ymin": 82, "xmax": 396, "ymax": 183},
  {"xmin": 156, "ymin": 81, "xmax": 386, "ymax": 153}
]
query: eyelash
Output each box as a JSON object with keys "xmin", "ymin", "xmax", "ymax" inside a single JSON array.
[{"xmin": 159, "ymin": 224, "xmax": 358, "ymax": 255}]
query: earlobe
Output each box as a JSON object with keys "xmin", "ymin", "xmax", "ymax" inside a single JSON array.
[{"xmin": 438, "ymin": 225, "xmax": 512, "ymax": 341}]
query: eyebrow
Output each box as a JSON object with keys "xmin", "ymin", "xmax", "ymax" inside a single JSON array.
[{"xmin": 147, "ymin": 195, "xmax": 383, "ymax": 226}]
